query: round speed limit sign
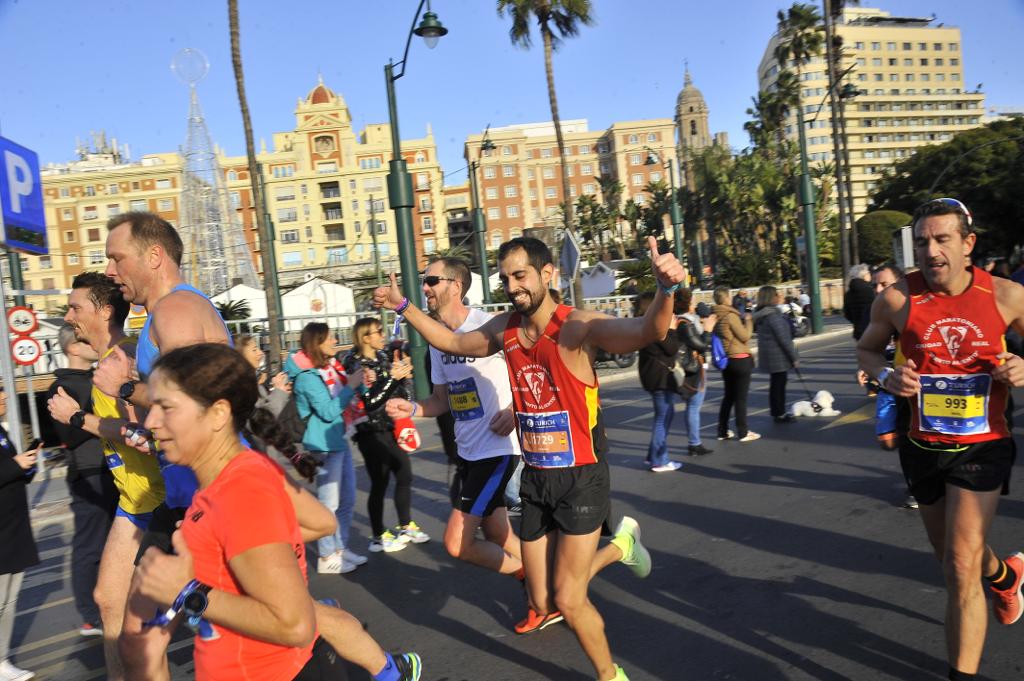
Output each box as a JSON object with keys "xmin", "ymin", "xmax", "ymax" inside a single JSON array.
[
  {"xmin": 11, "ymin": 337, "xmax": 42, "ymax": 366},
  {"xmin": 7, "ymin": 306, "xmax": 38, "ymax": 336}
]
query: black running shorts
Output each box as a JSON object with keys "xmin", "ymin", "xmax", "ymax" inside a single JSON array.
[
  {"xmin": 519, "ymin": 457, "xmax": 611, "ymax": 541},
  {"xmin": 900, "ymin": 437, "xmax": 1016, "ymax": 506},
  {"xmin": 134, "ymin": 503, "xmax": 188, "ymax": 564},
  {"xmin": 292, "ymin": 637, "xmax": 348, "ymax": 680},
  {"xmin": 449, "ymin": 455, "xmax": 517, "ymax": 518}
]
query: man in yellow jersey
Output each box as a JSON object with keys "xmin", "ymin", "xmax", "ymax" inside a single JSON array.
[{"xmin": 48, "ymin": 272, "xmax": 165, "ymax": 679}]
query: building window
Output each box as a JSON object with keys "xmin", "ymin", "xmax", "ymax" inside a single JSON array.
[
  {"xmin": 422, "ymin": 216, "xmax": 434, "ymax": 233},
  {"xmin": 631, "ymin": 174, "xmax": 643, "ymax": 186},
  {"xmin": 108, "ymin": 183, "xmax": 119, "ymax": 194},
  {"xmin": 87, "ymin": 228, "xmax": 101, "ymax": 242},
  {"xmin": 491, "ymin": 233, "xmax": 502, "ymax": 249},
  {"xmin": 949, "ymin": 43, "xmax": 959, "ymax": 51},
  {"xmin": 504, "ymin": 185, "xmax": 517, "ymax": 198},
  {"xmin": 65, "ymin": 230, "xmax": 75, "ymax": 242},
  {"xmin": 542, "ymin": 167, "xmax": 555, "ymax": 179},
  {"xmin": 414, "ymin": 152, "xmax": 426, "ymax": 163},
  {"xmin": 854, "ymin": 41, "xmax": 864, "ymax": 50},
  {"xmin": 351, "ymin": 199, "xmax": 360, "ymax": 214},
  {"xmin": 362, "ymin": 178, "xmax": 384, "ymax": 192},
  {"xmin": 628, "ymin": 134, "xmax": 639, "ymax": 144},
  {"xmin": 156, "ymin": 179, "xmax": 172, "ymax": 189},
  {"xmin": 506, "ymin": 206, "xmax": 519, "ymax": 218},
  {"xmin": 483, "ymin": 166, "xmax": 496, "ymax": 179},
  {"xmin": 61, "ymin": 208, "xmax": 73, "ymax": 220},
  {"xmin": 526, "ymin": 168, "xmax": 535, "ymax": 180},
  {"xmin": 272, "ymin": 165, "xmax": 295, "ymax": 178},
  {"xmin": 60, "ymin": 187, "xmax": 70, "ymax": 198},
  {"xmin": 582, "ymin": 183, "xmax": 595, "ymax": 195},
  {"xmin": 354, "ymin": 221, "xmax": 362, "ymax": 234},
  {"xmin": 579, "ymin": 144, "xmax": 590, "ymax": 154},
  {"xmin": 317, "ymin": 162, "xmax": 338, "ymax": 174},
  {"xmin": 327, "ymin": 247, "xmax": 348, "ymax": 264},
  {"xmin": 544, "ymin": 187, "xmax": 557, "ymax": 199},
  {"xmin": 629, "ymin": 153, "xmax": 642, "ymax": 165},
  {"xmin": 68, "ymin": 253, "xmax": 79, "ymax": 265},
  {"xmin": 282, "ymin": 252, "xmax": 302, "ymax": 267},
  {"xmin": 108, "ymin": 204, "xmax": 122, "ymax": 216},
  {"xmin": 485, "ymin": 187, "xmax": 498, "ymax": 200},
  {"xmin": 528, "ymin": 188, "xmax": 537, "ymax": 199},
  {"xmin": 323, "ymin": 206, "xmax": 343, "ymax": 221},
  {"xmin": 325, "ymin": 226, "xmax": 345, "ymax": 241},
  {"xmin": 541, "ymin": 148, "xmax": 552, "ymax": 158},
  {"xmin": 357, "ymin": 158, "xmax": 381, "ymax": 170},
  {"xmin": 423, "ymin": 238, "xmax": 436, "ymax": 254},
  {"xmin": 502, "ymin": 165, "xmax": 514, "ymax": 177},
  {"xmin": 419, "ymin": 197, "xmax": 432, "ymax": 211},
  {"xmin": 374, "ymin": 220, "xmax": 387, "ymax": 235},
  {"xmin": 871, "ymin": 42, "xmax": 881, "ymax": 51},
  {"xmin": 85, "ymin": 186, "xmax": 96, "ymax": 196},
  {"xmin": 903, "ymin": 42, "xmax": 912, "ymax": 50},
  {"xmin": 887, "ymin": 42, "xmax": 896, "ymax": 51},
  {"xmin": 597, "ymin": 143, "xmax": 609, "ymax": 153},
  {"xmin": 650, "ymin": 171, "xmax": 662, "ymax": 182},
  {"xmin": 918, "ymin": 42, "xmax": 927, "ymax": 50},
  {"xmin": 580, "ymin": 163, "xmax": 593, "ymax": 175},
  {"xmin": 277, "ymin": 207, "xmax": 298, "ymax": 223},
  {"xmin": 416, "ymin": 173, "xmax": 429, "ymax": 190},
  {"xmin": 89, "ymin": 250, "xmax": 104, "ymax": 265},
  {"xmin": 646, "ymin": 133, "xmax": 656, "ymax": 142},
  {"xmin": 39, "ymin": 257, "xmax": 52, "ymax": 269},
  {"xmin": 487, "ymin": 207, "xmax": 500, "ymax": 219},
  {"xmin": 871, "ymin": 58, "xmax": 881, "ymax": 66},
  {"xmin": 368, "ymin": 198, "xmax": 385, "ymax": 213},
  {"xmin": 281, "ymin": 229, "xmax": 300, "ymax": 244}
]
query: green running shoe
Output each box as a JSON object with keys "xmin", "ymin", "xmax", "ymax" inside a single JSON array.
[
  {"xmin": 611, "ymin": 516, "xmax": 651, "ymax": 578},
  {"xmin": 393, "ymin": 651, "xmax": 422, "ymax": 681}
]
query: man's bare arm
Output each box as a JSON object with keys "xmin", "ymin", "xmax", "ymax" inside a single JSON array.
[
  {"xmin": 992, "ymin": 278, "xmax": 1024, "ymax": 387},
  {"xmin": 857, "ymin": 283, "xmax": 920, "ymax": 396}
]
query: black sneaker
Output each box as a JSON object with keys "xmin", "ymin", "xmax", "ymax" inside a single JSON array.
[
  {"xmin": 506, "ymin": 503, "xmax": 522, "ymax": 517},
  {"xmin": 392, "ymin": 652, "xmax": 423, "ymax": 681},
  {"xmin": 773, "ymin": 414, "xmax": 797, "ymax": 424},
  {"xmin": 688, "ymin": 445, "xmax": 714, "ymax": 456}
]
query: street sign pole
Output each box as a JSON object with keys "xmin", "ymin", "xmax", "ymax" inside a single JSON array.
[{"xmin": 0, "ymin": 268, "xmax": 24, "ymax": 452}]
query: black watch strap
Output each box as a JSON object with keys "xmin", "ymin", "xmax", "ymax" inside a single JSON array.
[
  {"xmin": 70, "ymin": 411, "xmax": 86, "ymax": 429},
  {"xmin": 119, "ymin": 380, "xmax": 139, "ymax": 400}
]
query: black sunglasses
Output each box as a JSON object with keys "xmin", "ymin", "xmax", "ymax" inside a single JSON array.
[{"xmin": 423, "ymin": 276, "xmax": 456, "ymax": 287}]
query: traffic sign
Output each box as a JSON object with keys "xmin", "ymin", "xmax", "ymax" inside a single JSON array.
[
  {"xmin": 6, "ymin": 306, "xmax": 38, "ymax": 336},
  {"xmin": 0, "ymin": 136, "xmax": 48, "ymax": 255},
  {"xmin": 559, "ymin": 229, "xmax": 582, "ymax": 283},
  {"xmin": 11, "ymin": 336, "xmax": 41, "ymax": 366}
]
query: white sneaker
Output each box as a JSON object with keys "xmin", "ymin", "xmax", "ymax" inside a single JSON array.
[
  {"xmin": 717, "ymin": 430, "xmax": 735, "ymax": 441},
  {"xmin": 0, "ymin": 659, "xmax": 35, "ymax": 681},
  {"xmin": 368, "ymin": 530, "xmax": 408, "ymax": 553},
  {"xmin": 650, "ymin": 461, "xmax": 682, "ymax": 473},
  {"xmin": 396, "ymin": 521, "xmax": 430, "ymax": 544},
  {"xmin": 317, "ymin": 552, "xmax": 343, "ymax": 574},
  {"xmin": 738, "ymin": 431, "xmax": 761, "ymax": 443},
  {"xmin": 342, "ymin": 549, "xmax": 368, "ymax": 566}
]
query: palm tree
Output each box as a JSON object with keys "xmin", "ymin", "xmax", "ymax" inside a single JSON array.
[
  {"xmin": 429, "ymin": 243, "xmax": 472, "ymax": 262},
  {"xmin": 229, "ymin": 0, "xmax": 283, "ymax": 366},
  {"xmin": 621, "ymin": 198, "xmax": 642, "ymax": 251},
  {"xmin": 597, "ymin": 175, "xmax": 623, "ymax": 256},
  {"xmin": 216, "ymin": 299, "xmax": 252, "ymax": 321},
  {"xmin": 775, "ymin": 4, "xmax": 824, "ymax": 85},
  {"xmin": 498, "ymin": 0, "xmax": 594, "ymax": 235}
]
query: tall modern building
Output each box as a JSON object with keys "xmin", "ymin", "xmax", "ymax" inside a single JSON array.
[
  {"xmin": 758, "ymin": 5, "xmax": 985, "ymax": 217},
  {"xmin": 25, "ymin": 79, "xmax": 447, "ymax": 312}
]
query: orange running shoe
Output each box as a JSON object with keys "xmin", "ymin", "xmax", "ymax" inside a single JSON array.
[
  {"xmin": 514, "ymin": 608, "xmax": 564, "ymax": 634},
  {"xmin": 991, "ymin": 552, "xmax": 1024, "ymax": 625}
]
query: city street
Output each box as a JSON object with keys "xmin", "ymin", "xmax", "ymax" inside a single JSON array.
[{"xmin": 10, "ymin": 329, "xmax": 1024, "ymax": 680}]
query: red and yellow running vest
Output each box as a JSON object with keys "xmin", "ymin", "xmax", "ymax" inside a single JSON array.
[
  {"xmin": 503, "ymin": 304, "xmax": 606, "ymax": 468},
  {"xmin": 896, "ymin": 267, "xmax": 1010, "ymax": 444}
]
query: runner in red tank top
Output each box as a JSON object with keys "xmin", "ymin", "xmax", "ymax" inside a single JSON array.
[
  {"xmin": 374, "ymin": 235, "xmax": 687, "ymax": 681},
  {"xmin": 858, "ymin": 198, "xmax": 1024, "ymax": 680}
]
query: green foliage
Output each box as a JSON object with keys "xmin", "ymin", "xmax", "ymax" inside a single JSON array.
[
  {"xmin": 615, "ymin": 260, "xmax": 654, "ymax": 294},
  {"xmin": 216, "ymin": 300, "xmax": 252, "ymax": 320},
  {"xmin": 856, "ymin": 210, "xmax": 912, "ymax": 265},
  {"xmin": 718, "ymin": 252, "xmax": 775, "ymax": 288},
  {"xmin": 870, "ymin": 117, "xmax": 1024, "ymax": 257}
]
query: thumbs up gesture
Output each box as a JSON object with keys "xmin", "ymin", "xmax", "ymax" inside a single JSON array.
[
  {"xmin": 648, "ymin": 236, "xmax": 688, "ymax": 291},
  {"xmin": 372, "ymin": 272, "xmax": 406, "ymax": 310}
]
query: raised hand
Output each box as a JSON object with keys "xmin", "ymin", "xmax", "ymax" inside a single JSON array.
[
  {"xmin": 648, "ymin": 236, "xmax": 687, "ymax": 289},
  {"xmin": 372, "ymin": 272, "xmax": 406, "ymax": 310},
  {"xmin": 93, "ymin": 345, "xmax": 134, "ymax": 397}
]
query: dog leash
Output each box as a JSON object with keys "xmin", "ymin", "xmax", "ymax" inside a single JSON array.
[{"xmin": 793, "ymin": 366, "xmax": 823, "ymax": 413}]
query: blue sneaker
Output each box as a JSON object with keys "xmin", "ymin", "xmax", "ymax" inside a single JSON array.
[{"xmin": 392, "ymin": 652, "xmax": 423, "ymax": 681}]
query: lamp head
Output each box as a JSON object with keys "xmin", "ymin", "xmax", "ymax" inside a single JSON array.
[
  {"xmin": 414, "ymin": 11, "xmax": 448, "ymax": 49},
  {"xmin": 644, "ymin": 152, "xmax": 659, "ymax": 166}
]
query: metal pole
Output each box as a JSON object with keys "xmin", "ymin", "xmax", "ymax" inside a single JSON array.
[
  {"xmin": 385, "ymin": 61, "xmax": 429, "ymax": 400},
  {"xmin": 666, "ymin": 159, "xmax": 684, "ymax": 266},
  {"xmin": 837, "ymin": 98, "xmax": 859, "ymax": 262},
  {"xmin": 0, "ymin": 269, "xmax": 24, "ymax": 453},
  {"xmin": 22, "ymin": 365, "xmax": 39, "ymax": 440},
  {"xmin": 6, "ymin": 253, "xmax": 25, "ymax": 306},
  {"xmin": 369, "ymin": 194, "xmax": 383, "ymax": 287},
  {"xmin": 467, "ymin": 160, "xmax": 492, "ymax": 303},
  {"xmin": 796, "ymin": 105, "xmax": 824, "ymax": 335},
  {"xmin": 823, "ymin": 0, "xmax": 851, "ymax": 278}
]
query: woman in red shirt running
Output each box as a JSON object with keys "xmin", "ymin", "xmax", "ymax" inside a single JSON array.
[{"xmin": 134, "ymin": 343, "xmax": 422, "ymax": 681}]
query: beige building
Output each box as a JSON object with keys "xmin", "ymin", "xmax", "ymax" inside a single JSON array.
[
  {"xmin": 21, "ymin": 78, "xmax": 446, "ymax": 313},
  {"xmin": 462, "ymin": 118, "xmax": 677, "ymax": 250},
  {"xmin": 758, "ymin": 6, "xmax": 985, "ymax": 218}
]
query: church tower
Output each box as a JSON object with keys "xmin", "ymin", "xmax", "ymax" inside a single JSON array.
[{"xmin": 674, "ymin": 66, "xmax": 712, "ymax": 155}]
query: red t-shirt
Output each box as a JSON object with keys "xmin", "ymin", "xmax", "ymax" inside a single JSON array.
[{"xmin": 180, "ymin": 449, "xmax": 312, "ymax": 681}]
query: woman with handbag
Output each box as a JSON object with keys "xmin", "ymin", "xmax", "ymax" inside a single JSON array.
[
  {"xmin": 676, "ymin": 289, "xmax": 718, "ymax": 456},
  {"xmin": 712, "ymin": 286, "xmax": 759, "ymax": 442},
  {"xmin": 752, "ymin": 286, "xmax": 798, "ymax": 424},
  {"xmin": 635, "ymin": 292, "xmax": 687, "ymax": 472}
]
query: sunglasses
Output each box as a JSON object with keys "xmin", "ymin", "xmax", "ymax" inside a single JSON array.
[
  {"xmin": 927, "ymin": 197, "xmax": 973, "ymax": 227},
  {"xmin": 422, "ymin": 276, "xmax": 456, "ymax": 287}
]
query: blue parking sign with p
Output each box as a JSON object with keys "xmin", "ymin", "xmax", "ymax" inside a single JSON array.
[{"xmin": 0, "ymin": 136, "xmax": 48, "ymax": 255}]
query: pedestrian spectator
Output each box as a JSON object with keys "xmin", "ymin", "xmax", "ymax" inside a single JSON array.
[
  {"xmin": 843, "ymin": 263, "xmax": 874, "ymax": 340},
  {"xmin": 798, "ymin": 288, "xmax": 811, "ymax": 315},
  {"xmin": 731, "ymin": 289, "xmax": 748, "ymax": 315},
  {"xmin": 235, "ymin": 334, "xmax": 291, "ymax": 418},
  {"xmin": 46, "ymin": 325, "xmax": 118, "ymax": 639},
  {"xmin": 343, "ymin": 318, "xmax": 429, "ymax": 553},
  {"xmin": 677, "ymin": 289, "xmax": 717, "ymax": 455},
  {"xmin": 752, "ymin": 286, "xmax": 798, "ymax": 424},
  {"xmin": 713, "ymin": 286, "xmax": 758, "ymax": 442},
  {"xmin": 1010, "ymin": 263, "xmax": 1024, "ymax": 287},
  {"xmin": 0, "ymin": 388, "xmax": 41, "ymax": 681},
  {"xmin": 635, "ymin": 292, "xmax": 685, "ymax": 472},
  {"xmin": 284, "ymin": 323, "xmax": 368, "ymax": 574}
]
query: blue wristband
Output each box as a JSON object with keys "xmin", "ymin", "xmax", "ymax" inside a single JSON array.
[{"xmin": 659, "ymin": 282, "xmax": 681, "ymax": 295}]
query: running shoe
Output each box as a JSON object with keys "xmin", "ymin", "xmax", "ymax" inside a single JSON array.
[
  {"xmin": 611, "ymin": 516, "xmax": 651, "ymax": 578},
  {"xmin": 369, "ymin": 530, "xmax": 408, "ymax": 553},
  {"xmin": 317, "ymin": 552, "xmax": 344, "ymax": 574},
  {"xmin": 991, "ymin": 552, "xmax": 1024, "ymax": 625},
  {"xmin": 0, "ymin": 659, "xmax": 34, "ymax": 681},
  {"xmin": 716, "ymin": 430, "xmax": 734, "ymax": 441},
  {"xmin": 611, "ymin": 665, "xmax": 630, "ymax": 680},
  {"xmin": 396, "ymin": 521, "xmax": 430, "ymax": 544},
  {"xmin": 78, "ymin": 622, "xmax": 103, "ymax": 637},
  {"xmin": 506, "ymin": 503, "xmax": 522, "ymax": 517},
  {"xmin": 738, "ymin": 431, "xmax": 761, "ymax": 443},
  {"xmin": 342, "ymin": 549, "xmax": 368, "ymax": 566},
  {"xmin": 687, "ymin": 445, "xmax": 714, "ymax": 456},
  {"xmin": 514, "ymin": 608, "xmax": 564, "ymax": 634},
  {"xmin": 650, "ymin": 462, "xmax": 682, "ymax": 473},
  {"xmin": 392, "ymin": 652, "xmax": 423, "ymax": 681},
  {"xmin": 902, "ymin": 495, "xmax": 919, "ymax": 510}
]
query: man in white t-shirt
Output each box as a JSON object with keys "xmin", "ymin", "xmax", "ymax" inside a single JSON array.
[{"xmin": 386, "ymin": 258, "xmax": 524, "ymax": 580}]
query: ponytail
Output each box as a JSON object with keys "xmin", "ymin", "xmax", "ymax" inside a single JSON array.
[{"xmin": 244, "ymin": 407, "xmax": 322, "ymax": 482}]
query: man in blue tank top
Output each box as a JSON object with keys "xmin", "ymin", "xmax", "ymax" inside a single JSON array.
[{"xmin": 92, "ymin": 211, "xmax": 232, "ymax": 680}]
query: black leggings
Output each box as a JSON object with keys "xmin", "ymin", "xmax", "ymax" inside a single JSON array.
[
  {"xmin": 354, "ymin": 429, "xmax": 413, "ymax": 537},
  {"xmin": 769, "ymin": 371, "xmax": 789, "ymax": 418},
  {"xmin": 718, "ymin": 356, "xmax": 753, "ymax": 438}
]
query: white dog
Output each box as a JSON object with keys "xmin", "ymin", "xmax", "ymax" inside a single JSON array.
[{"xmin": 791, "ymin": 390, "xmax": 840, "ymax": 417}]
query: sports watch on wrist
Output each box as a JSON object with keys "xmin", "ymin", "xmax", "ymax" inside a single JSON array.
[
  {"xmin": 877, "ymin": 367, "xmax": 894, "ymax": 389},
  {"xmin": 118, "ymin": 380, "xmax": 139, "ymax": 401},
  {"xmin": 70, "ymin": 411, "xmax": 86, "ymax": 429},
  {"xmin": 182, "ymin": 589, "xmax": 209, "ymax": 619}
]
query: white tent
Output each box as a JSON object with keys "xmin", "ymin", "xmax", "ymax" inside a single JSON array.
[
  {"xmin": 282, "ymin": 277, "xmax": 355, "ymax": 318},
  {"xmin": 210, "ymin": 284, "xmax": 268, "ymax": 319}
]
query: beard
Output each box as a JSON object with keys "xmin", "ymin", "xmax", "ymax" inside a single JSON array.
[{"xmin": 509, "ymin": 287, "xmax": 546, "ymax": 316}]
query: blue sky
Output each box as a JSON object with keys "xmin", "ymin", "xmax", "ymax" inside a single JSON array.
[{"xmin": 1, "ymin": 1, "xmax": 1020, "ymax": 184}]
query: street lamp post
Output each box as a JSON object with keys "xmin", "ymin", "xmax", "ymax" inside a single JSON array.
[
  {"xmin": 383, "ymin": 0, "xmax": 447, "ymax": 400},
  {"xmin": 644, "ymin": 149, "xmax": 684, "ymax": 266},
  {"xmin": 468, "ymin": 137, "xmax": 495, "ymax": 304},
  {"xmin": 795, "ymin": 105, "xmax": 824, "ymax": 335}
]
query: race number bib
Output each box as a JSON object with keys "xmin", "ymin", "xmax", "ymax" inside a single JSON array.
[
  {"xmin": 918, "ymin": 373, "xmax": 991, "ymax": 437},
  {"xmin": 448, "ymin": 377, "xmax": 484, "ymax": 421},
  {"xmin": 516, "ymin": 411, "xmax": 574, "ymax": 468}
]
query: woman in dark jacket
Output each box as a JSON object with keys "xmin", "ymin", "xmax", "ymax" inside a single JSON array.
[
  {"xmin": 0, "ymin": 388, "xmax": 41, "ymax": 680},
  {"xmin": 753, "ymin": 286, "xmax": 799, "ymax": 423},
  {"xmin": 343, "ymin": 317, "xmax": 429, "ymax": 553},
  {"xmin": 635, "ymin": 293, "xmax": 685, "ymax": 472},
  {"xmin": 677, "ymin": 289, "xmax": 718, "ymax": 456}
]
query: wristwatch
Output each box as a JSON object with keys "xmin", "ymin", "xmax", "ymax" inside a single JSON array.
[
  {"xmin": 877, "ymin": 368, "xmax": 894, "ymax": 389},
  {"xmin": 182, "ymin": 588, "xmax": 210, "ymax": 620},
  {"xmin": 118, "ymin": 380, "xmax": 139, "ymax": 401},
  {"xmin": 70, "ymin": 411, "xmax": 86, "ymax": 429}
]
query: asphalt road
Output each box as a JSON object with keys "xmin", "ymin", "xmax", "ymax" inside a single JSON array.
[{"xmin": 10, "ymin": 329, "xmax": 1024, "ymax": 680}]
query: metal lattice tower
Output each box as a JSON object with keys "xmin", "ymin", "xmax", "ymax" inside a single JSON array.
[{"xmin": 173, "ymin": 49, "xmax": 259, "ymax": 296}]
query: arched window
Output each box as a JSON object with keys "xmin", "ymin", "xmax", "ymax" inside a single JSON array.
[{"xmin": 690, "ymin": 120, "xmax": 697, "ymax": 136}]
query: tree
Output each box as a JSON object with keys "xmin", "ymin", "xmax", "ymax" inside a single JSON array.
[
  {"xmin": 856, "ymin": 210, "xmax": 912, "ymax": 265},
  {"xmin": 216, "ymin": 299, "xmax": 252, "ymax": 321},
  {"xmin": 498, "ymin": 0, "xmax": 594, "ymax": 236},
  {"xmin": 871, "ymin": 118, "xmax": 1024, "ymax": 258},
  {"xmin": 229, "ymin": 0, "xmax": 283, "ymax": 366},
  {"xmin": 597, "ymin": 175, "xmax": 623, "ymax": 256},
  {"xmin": 775, "ymin": 4, "xmax": 824, "ymax": 88},
  {"xmin": 429, "ymin": 243, "xmax": 472, "ymax": 262}
]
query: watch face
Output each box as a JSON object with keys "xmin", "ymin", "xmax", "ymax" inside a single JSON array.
[
  {"xmin": 183, "ymin": 591, "xmax": 207, "ymax": 615},
  {"xmin": 119, "ymin": 381, "xmax": 136, "ymax": 399}
]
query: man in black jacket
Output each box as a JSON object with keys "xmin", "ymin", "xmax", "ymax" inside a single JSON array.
[
  {"xmin": 843, "ymin": 264, "xmax": 875, "ymax": 340},
  {"xmin": 46, "ymin": 324, "xmax": 117, "ymax": 637}
]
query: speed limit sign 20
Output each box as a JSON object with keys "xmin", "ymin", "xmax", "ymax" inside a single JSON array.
[{"xmin": 11, "ymin": 337, "xmax": 42, "ymax": 366}]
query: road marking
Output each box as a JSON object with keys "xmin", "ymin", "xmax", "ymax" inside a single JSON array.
[
  {"xmin": 819, "ymin": 402, "xmax": 876, "ymax": 430},
  {"xmin": 16, "ymin": 595, "xmax": 73, "ymax": 617}
]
